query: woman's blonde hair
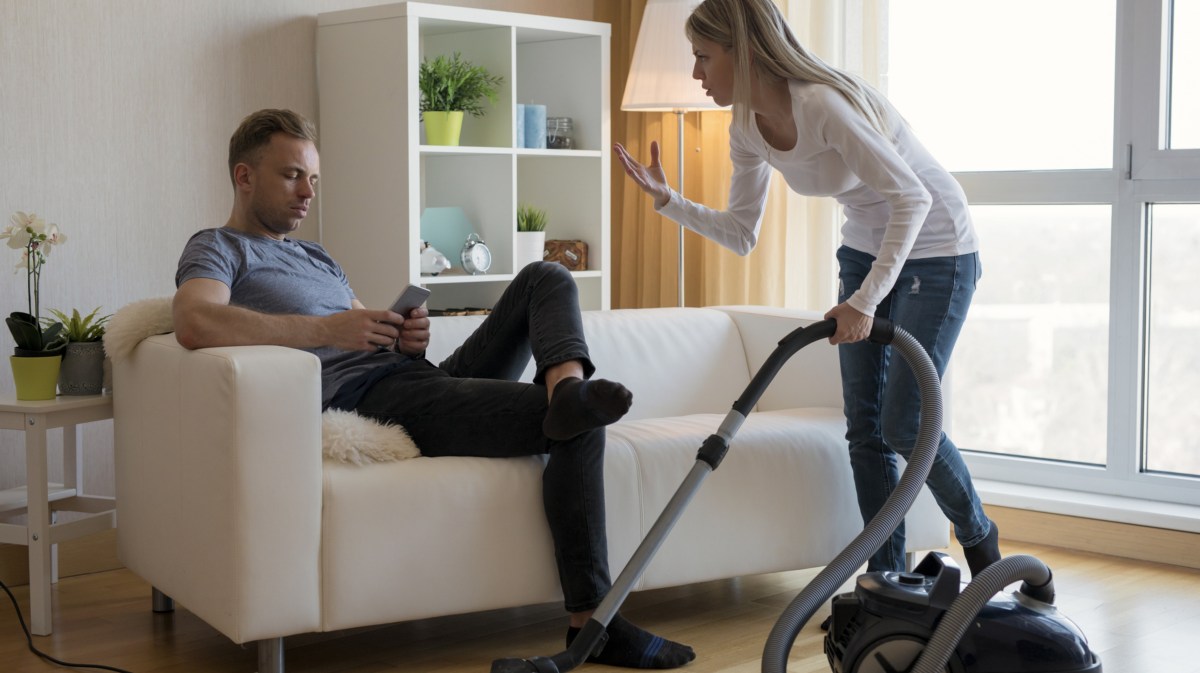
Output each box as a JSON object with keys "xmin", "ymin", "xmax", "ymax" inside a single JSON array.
[{"xmin": 686, "ymin": 0, "xmax": 891, "ymax": 138}]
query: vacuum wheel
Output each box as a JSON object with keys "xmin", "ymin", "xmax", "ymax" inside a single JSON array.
[{"xmin": 847, "ymin": 634, "xmax": 952, "ymax": 673}]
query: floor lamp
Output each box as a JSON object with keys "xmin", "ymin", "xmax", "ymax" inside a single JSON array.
[{"xmin": 620, "ymin": 0, "xmax": 721, "ymax": 307}]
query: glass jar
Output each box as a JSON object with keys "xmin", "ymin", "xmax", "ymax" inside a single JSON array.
[{"xmin": 546, "ymin": 117, "xmax": 575, "ymax": 150}]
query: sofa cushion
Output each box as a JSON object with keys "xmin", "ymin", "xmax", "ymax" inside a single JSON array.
[
  {"xmin": 425, "ymin": 308, "xmax": 754, "ymax": 422},
  {"xmin": 715, "ymin": 306, "xmax": 845, "ymax": 411},
  {"xmin": 583, "ymin": 308, "xmax": 753, "ymax": 421},
  {"xmin": 319, "ymin": 442, "xmax": 646, "ymax": 631},
  {"xmin": 605, "ymin": 408, "xmax": 859, "ymax": 590},
  {"xmin": 320, "ymin": 455, "xmax": 560, "ymax": 630}
]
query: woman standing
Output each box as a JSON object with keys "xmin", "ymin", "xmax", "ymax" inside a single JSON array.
[{"xmin": 614, "ymin": 0, "xmax": 1000, "ymax": 575}]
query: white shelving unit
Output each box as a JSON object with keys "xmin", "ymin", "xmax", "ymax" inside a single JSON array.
[{"xmin": 316, "ymin": 2, "xmax": 611, "ymax": 311}]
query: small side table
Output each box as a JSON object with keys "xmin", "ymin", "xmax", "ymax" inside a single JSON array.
[{"xmin": 0, "ymin": 394, "xmax": 116, "ymax": 636}]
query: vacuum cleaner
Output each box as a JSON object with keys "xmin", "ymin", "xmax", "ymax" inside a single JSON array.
[{"xmin": 491, "ymin": 318, "xmax": 1102, "ymax": 673}]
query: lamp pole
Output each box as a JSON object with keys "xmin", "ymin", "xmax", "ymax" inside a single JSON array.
[{"xmin": 675, "ymin": 109, "xmax": 686, "ymax": 307}]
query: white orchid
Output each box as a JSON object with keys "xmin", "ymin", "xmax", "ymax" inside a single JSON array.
[
  {"xmin": 2, "ymin": 212, "xmax": 66, "ymax": 270},
  {"xmin": 4, "ymin": 211, "xmax": 69, "ymax": 352},
  {"xmin": 2, "ymin": 214, "xmax": 34, "ymax": 249}
]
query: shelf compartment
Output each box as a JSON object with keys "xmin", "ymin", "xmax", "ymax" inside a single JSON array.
[
  {"xmin": 317, "ymin": 2, "xmax": 611, "ymax": 311},
  {"xmin": 0, "ymin": 484, "xmax": 76, "ymax": 515}
]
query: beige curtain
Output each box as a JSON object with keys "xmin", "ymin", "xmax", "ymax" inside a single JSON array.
[{"xmin": 602, "ymin": 0, "xmax": 885, "ymax": 311}]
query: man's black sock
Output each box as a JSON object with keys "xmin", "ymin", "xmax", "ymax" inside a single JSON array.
[
  {"xmin": 543, "ymin": 377, "xmax": 632, "ymax": 441},
  {"xmin": 566, "ymin": 614, "xmax": 695, "ymax": 669}
]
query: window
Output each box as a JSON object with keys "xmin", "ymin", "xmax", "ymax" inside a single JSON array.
[
  {"xmin": 1169, "ymin": 0, "xmax": 1199, "ymax": 148},
  {"xmin": 1146, "ymin": 204, "xmax": 1200, "ymax": 475},
  {"xmin": 951, "ymin": 206, "xmax": 1110, "ymax": 466},
  {"xmin": 885, "ymin": 0, "xmax": 1200, "ymax": 509},
  {"xmin": 887, "ymin": 0, "xmax": 1115, "ymax": 172}
]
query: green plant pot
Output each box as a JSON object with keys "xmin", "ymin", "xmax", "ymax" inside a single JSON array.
[
  {"xmin": 11, "ymin": 354, "xmax": 62, "ymax": 400},
  {"xmin": 424, "ymin": 111, "xmax": 464, "ymax": 146}
]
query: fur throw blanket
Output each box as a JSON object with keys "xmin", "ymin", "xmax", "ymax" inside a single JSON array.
[{"xmin": 105, "ymin": 297, "xmax": 419, "ymax": 465}]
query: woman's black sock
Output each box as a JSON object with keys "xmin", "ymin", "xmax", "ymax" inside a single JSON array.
[
  {"xmin": 544, "ymin": 377, "xmax": 632, "ymax": 440},
  {"xmin": 566, "ymin": 614, "xmax": 695, "ymax": 669},
  {"xmin": 963, "ymin": 521, "xmax": 1001, "ymax": 576}
]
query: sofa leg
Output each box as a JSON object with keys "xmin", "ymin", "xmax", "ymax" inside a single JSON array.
[
  {"xmin": 258, "ymin": 637, "xmax": 284, "ymax": 673},
  {"xmin": 905, "ymin": 551, "xmax": 918, "ymax": 572},
  {"xmin": 151, "ymin": 587, "xmax": 175, "ymax": 613}
]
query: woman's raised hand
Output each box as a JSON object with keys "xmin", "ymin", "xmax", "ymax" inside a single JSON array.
[{"xmin": 613, "ymin": 141, "xmax": 672, "ymax": 209}]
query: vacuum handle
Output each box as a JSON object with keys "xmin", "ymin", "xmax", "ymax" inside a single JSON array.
[
  {"xmin": 868, "ymin": 317, "xmax": 895, "ymax": 344},
  {"xmin": 912, "ymin": 551, "xmax": 963, "ymax": 610},
  {"xmin": 777, "ymin": 317, "xmax": 895, "ymax": 346},
  {"xmin": 732, "ymin": 317, "xmax": 894, "ymax": 416}
]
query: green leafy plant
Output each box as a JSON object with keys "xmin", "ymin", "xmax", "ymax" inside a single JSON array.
[
  {"xmin": 517, "ymin": 204, "xmax": 547, "ymax": 233},
  {"xmin": 1, "ymin": 211, "xmax": 68, "ymax": 354},
  {"xmin": 48, "ymin": 307, "xmax": 111, "ymax": 343},
  {"xmin": 418, "ymin": 52, "xmax": 504, "ymax": 118}
]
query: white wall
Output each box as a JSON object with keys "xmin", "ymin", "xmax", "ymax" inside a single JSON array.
[{"xmin": 0, "ymin": 0, "xmax": 593, "ymax": 500}]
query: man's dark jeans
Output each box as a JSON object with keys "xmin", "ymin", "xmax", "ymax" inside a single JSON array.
[{"xmin": 355, "ymin": 262, "xmax": 610, "ymax": 612}]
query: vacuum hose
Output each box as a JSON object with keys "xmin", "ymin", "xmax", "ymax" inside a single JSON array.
[
  {"xmin": 762, "ymin": 326, "xmax": 943, "ymax": 673},
  {"xmin": 910, "ymin": 554, "xmax": 1055, "ymax": 673}
]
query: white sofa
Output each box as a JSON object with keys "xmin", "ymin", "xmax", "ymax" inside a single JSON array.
[{"xmin": 113, "ymin": 305, "xmax": 948, "ymax": 669}]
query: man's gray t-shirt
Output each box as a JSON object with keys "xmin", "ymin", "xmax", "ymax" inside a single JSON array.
[{"xmin": 175, "ymin": 227, "xmax": 412, "ymax": 409}]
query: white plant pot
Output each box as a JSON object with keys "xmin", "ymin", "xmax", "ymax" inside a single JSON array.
[{"xmin": 515, "ymin": 231, "xmax": 547, "ymax": 269}]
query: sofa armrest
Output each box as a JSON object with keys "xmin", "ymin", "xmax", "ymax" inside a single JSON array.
[
  {"xmin": 113, "ymin": 334, "xmax": 323, "ymax": 643},
  {"xmin": 714, "ymin": 306, "xmax": 845, "ymax": 412}
]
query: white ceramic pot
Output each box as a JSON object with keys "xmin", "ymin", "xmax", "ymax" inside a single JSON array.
[{"xmin": 515, "ymin": 231, "xmax": 546, "ymax": 269}]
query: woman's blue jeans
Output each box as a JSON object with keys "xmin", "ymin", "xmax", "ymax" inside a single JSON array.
[
  {"xmin": 355, "ymin": 262, "xmax": 610, "ymax": 612},
  {"xmin": 836, "ymin": 246, "xmax": 990, "ymax": 572}
]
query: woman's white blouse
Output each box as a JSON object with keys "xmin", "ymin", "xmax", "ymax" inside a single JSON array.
[{"xmin": 658, "ymin": 80, "xmax": 977, "ymax": 316}]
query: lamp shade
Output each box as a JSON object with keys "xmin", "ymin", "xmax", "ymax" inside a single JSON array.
[{"xmin": 621, "ymin": 0, "xmax": 723, "ymax": 112}]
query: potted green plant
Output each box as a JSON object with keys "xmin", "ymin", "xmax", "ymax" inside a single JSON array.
[
  {"xmin": 2, "ymin": 211, "xmax": 69, "ymax": 400},
  {"xmin": 516, "ymin": 204, "xmax": 548, "ymax": 268},
  {"xmin": 48, "ymin": 307, "xmax": 111, "ymax": 395},
  {"xmin": 418, "ymin": 51, "xmax": 504, "ymax": 146}
]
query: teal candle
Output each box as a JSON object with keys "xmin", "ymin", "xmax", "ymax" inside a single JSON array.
[
  {"xmin": 516, "ymin": 104, "xmax": 526, "ymax": 147},
  {"xmin": 523, "ymin": 104, "xmax": 546, "ymax": 149}
]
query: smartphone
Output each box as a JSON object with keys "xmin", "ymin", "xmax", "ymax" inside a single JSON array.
[{"xmin": 388, "ymin": 284, "xmax": 431, "ymax": 318}]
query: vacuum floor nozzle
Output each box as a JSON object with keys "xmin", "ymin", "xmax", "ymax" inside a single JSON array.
[{"xmin": 489, "ymin": 656, "xmax": 559, "ymax": 673}]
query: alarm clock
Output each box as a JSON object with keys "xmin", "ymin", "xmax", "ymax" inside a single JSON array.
[{"xmin": 460, "ymin": 233, "xmax": 492, "ymax": 275}]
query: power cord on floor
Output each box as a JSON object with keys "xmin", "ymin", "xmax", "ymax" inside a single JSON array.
[{"xmin": 1, "ymin": 576, "xmax": 134, "ymax": 672}]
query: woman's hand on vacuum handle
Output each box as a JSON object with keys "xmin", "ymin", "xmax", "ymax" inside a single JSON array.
[
  {"xmin": 824, "ymin": 302, "xmax": 874, "ymax": 345},
  {"xmin": 614, "ymin": 141, "xmax": 672, "ymax": 209}
]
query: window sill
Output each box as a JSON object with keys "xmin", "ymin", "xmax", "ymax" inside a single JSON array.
[{"xmin": 976, "ymin": 479, "xmax": 1200, "ymax": 534}]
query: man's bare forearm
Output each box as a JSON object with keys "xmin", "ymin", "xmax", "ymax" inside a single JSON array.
[{"xmin": 173, "ymin": 299, "xmax": 330, "ymax": 351}]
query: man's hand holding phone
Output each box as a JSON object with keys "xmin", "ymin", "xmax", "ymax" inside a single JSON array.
[
  {"xmin": 389, "ymin": 284, "xmax": 431, "ymax": 320},
  {"xmin": 388, "ymin": 284, "xmax": 432, "ymax": 355}
]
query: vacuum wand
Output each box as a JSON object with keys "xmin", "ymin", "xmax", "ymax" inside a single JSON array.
[
  {"xmin": 762, "ymin": 324, "xmax": 940, "ymax": 673},
  {"xmin": 491, "ymin": 317, "xmax": 892, "ymax": 673}
]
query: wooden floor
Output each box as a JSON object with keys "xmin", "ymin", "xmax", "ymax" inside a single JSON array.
[{"xmin": 3, "ymin": 539, "xmax": 1199, "ymax": 673}]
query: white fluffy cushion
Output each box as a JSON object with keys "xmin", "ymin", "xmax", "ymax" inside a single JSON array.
[
  {"xmin": 107, "ymin": 296, "xmax": 420, "ymax": 464},
  {"xmin": 322, "ymin": 409, "xmax": 420, "ymax": 464},
  {"xmin": 104, "ymin": 296, "xmax": 176, "ymax": 363}
]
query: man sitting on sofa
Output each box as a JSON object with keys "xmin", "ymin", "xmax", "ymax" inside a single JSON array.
[{"xmin": 171, "ymin": 108, "xmax": 695, "ymax": 670}]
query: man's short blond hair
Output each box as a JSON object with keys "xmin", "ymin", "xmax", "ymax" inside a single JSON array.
[{"xmin": 228, "ymin": 109, "xmax": 318, "ymax": 186}]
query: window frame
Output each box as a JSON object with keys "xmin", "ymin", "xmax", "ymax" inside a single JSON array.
[
  {"xmin": 1131, "ymin": 0, "xmax": 1200, "ymax": 177},
  {"xmin": 881, "ymin": 0, "xmax": 1200, "ymax": 509}
]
